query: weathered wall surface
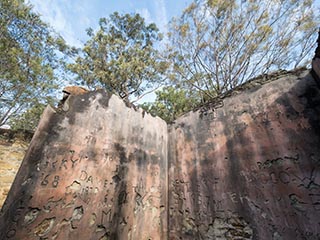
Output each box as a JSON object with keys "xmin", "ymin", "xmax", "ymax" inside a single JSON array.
[
  {"xmin": 1, "ymin": 70, "xmax": 320, "ymax": 239},
  {"xmin": 0, "ymin": 91, "xmax": 168, "ymax": 239},
  {"xmin": 168, "ymin": 70, "xmax": 320, "ymax": 239},
  {"xmin": 0, "ymin": 131, "xmax": 30, "ymax": 208}
]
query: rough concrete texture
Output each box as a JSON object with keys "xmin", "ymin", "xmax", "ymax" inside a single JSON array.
[
  {"xmin": 1, "ymin": 69, "xmax": 320, "ymax": 239},
  {"xmin": 0, "ymin": 131, "xmax": 30, "ymax": 208},
  {"xmin": 0, "ymin": 91, "xmax": 168, "ymax": 239},
  {"xmin": 168, "ymin": 69, "xmax": 320, "ymax": 239}
]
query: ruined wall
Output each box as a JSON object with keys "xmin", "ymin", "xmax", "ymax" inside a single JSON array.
[
  {"xmin": 0, "ymin": 70, "xmax": 320, "ymax": 239},
  {"xmin": 0, "ymin": 91, "xmax": 168, "ymax": 239},
  {"xmin": 168, "ymin": 69, "xmax": 320, "ymax": 239}
]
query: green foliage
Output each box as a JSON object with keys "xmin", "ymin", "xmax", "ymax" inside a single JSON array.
[
  {"xmin": 68, "ymin": 12, "xmax": 169, "ymax": 102},
  {"xmin": 140, "ymin": 87, "xmax": 200, "ymax": 122},
  {"xmin": 9, "ymin": 101, "xmax": 50, "ymax": 131},
  {"xmin": 0, "ymin": 0, "xmax": 67, "ymax": 129},
  {"xmin": 166, "ymin": 0, "xmax": 319, "ymax": 99},
  {"xmin": 1, "ymin": 0, "xmax": 318, "ymax": 128}
]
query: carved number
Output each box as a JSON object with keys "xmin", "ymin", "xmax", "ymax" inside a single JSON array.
[
  {"xmin": 41, "ymin": 174, "xmax": 50, "ymax": 186},
  {"xmin": 52, "ymin": 176, "xmax": 60, "ymax": 188}
]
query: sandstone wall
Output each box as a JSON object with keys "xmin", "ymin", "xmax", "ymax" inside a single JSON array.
[
  {"xmin": 0, "ymin": 69, "xmax": 320, "ymax": 239},
  {"xmin": 168, "ymin": 69, "xmax": 320, "ymax": 239},
  {"xmin": 0, "ymin": 91, "xmax": 168, "ymax": 239}
]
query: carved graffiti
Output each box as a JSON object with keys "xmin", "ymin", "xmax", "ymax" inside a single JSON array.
[
  {"xmin": 40, "ymin": 174, "xmax": 60, "ymax": 187},
  {"xmin": 257, "ymin": 154, "xmax": 300, "ymax": 170}
]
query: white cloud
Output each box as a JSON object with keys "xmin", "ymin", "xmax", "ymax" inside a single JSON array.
[
  {"xmin": 27, "ymin": 0, "xmax": 171, "ymax": 48},
  {"xmin": 137, "ymin": 0, "xmax": 168, "ymax": 47},
  {"xmin": 154, "ymin": 0, "xmax": 168, "ymax": 35},
  {"xmin": 27, "ymin": 0, "xmax": 85, "ymax": 47},
  {"xmin": 137, "ymin": 0, "xmax": 168, "ymax": 35},
  {"xmin": 138, "ymin": 8, "xmax": 153, "ymax": 24}
]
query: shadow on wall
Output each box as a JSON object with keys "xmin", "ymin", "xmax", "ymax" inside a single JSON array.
[{"xmin": 168, "ymin": 71, "xmax": 320, "ymax": 239}]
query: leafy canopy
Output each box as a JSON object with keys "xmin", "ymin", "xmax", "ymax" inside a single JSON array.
[
  {"xmin": 0, "ymin": 0, "xmax": 68, "ymax": 129},
  {"xmin": 166, "ymin": 0, "xmax": 319, "ymax": 98},
  {"xmin": 140, "ymin": 87, "xmax": 200, "ymax": 122},
  {"xmin": 144, "ymin": 0, "xmax": 319, "ymax": 122},
  {"xmin": 68, "ymin": 12, "xmax": 169, "ymax": 102}
]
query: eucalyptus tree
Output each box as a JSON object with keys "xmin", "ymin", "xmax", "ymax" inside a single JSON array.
[
  {"xmin": 166, "ymin": 0, "xmax": 319, "ymax": 99},
  {"xmin": 140, "ymin": 86, "xmax": 200, "ymax": 122},
  {"xmin": 68, "ymin": 12, "xmax": 169, "ymax": 103},
  {"xmin": 0, "ymin": 0, "xmax": 68, "ymax": 129}
]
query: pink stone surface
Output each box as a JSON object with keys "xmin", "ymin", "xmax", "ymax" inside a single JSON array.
[
  {"xmin": 0, "ymin": 91, "xmax": 168, "ymax": 239},
  {"xmin": 1, "ymin": 69, "xmax": 320, "ymax": 239},
  {"xmin": 168, "ymin": 70, "xmax": 320, "ymax": 239}
]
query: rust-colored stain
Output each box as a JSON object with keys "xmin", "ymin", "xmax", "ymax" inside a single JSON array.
[
  {"xmin": 0, "ymin": 90, "xmax": 168, "ymax": 239},
  {"xmin": 1, "ymin": 57, "xmax": 320, "ymax": 238}
]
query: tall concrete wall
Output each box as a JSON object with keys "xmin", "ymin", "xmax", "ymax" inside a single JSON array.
[
  {"xmin": 1, "ymin": 70, "xmax": 320, "ymax": 239},
  {"xmin": 168, "ymin": 69, "xmax": 320, "ymax": 239},
  {"xmin": 0, "ymin": 91, "xmax": 168, "ymax": 239}
]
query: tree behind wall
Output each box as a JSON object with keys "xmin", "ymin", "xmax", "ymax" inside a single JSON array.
[
  {"xmin": 68, "ymin": 12, "xmax": 169, "ymax": 103},
  {"xmin": 166, "ymin": 0, "xmax": 319, "ymax": 100},
  {"xmin": 140, "ymin": 86, "xmax": 200, "ymax": 122}
]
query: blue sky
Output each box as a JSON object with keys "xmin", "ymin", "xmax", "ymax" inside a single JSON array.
[
  {"xmin": 26, "ymin": 0, "xmax": 193, "ymax": 102},
  {"xmin": 27, "ymin": 0, "xmax": 193, "ymax": 48},
  {"xmin": 26, "ymin": 0, "xmax": 320, "ymax": 103}
]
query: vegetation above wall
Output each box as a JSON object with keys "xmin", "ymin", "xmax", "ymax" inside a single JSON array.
[{"xmin": 1, "ymin": 0, "xmax": 319, "ymax": 128}]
